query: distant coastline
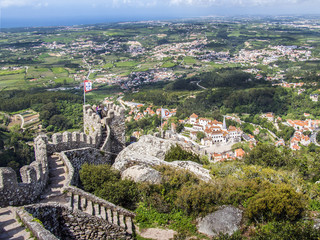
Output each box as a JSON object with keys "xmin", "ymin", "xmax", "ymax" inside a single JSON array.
[{"xmin": 2, "ymin": 14, "xmax": 320, "ymax": 29}]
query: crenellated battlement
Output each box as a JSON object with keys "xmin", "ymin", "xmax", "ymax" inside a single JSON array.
[
  {"xmin": 0, "ymin": 135, "xmax": 49, "ymax": 207},
  {"xmin": 0, "ymin": 103, "xmax": 126, "ymax": 208}
]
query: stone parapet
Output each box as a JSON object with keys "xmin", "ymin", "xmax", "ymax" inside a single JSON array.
[
  {"xmin": 58, "ymin": 147, "xmax": 135, "ymax": 235},
  {"xmin": 0, "ymin": 135, "xmax": 49, "ymax": 207},
  {"xmin": 0, "ymin": 103, "xmax": 126, "ymax": 209},
  {"xmin": 20, "ymin": 203, "xmax": 132, "ymax": 239},
  {"xmin": 16, "ymin": 207, "xmax": 58, "ymax": 240}
]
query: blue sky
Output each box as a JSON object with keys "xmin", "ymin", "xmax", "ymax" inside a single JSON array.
[{"xmin": 1, "ymin": 0, "xmax": 319, "ymax": 28}]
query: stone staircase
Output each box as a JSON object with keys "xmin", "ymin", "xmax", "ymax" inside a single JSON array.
[
  {"xmin": 40, "ymin": 154, "xmax": 68, "ymax": 205},
  {"xmin": 0, "ymin": 207, "xmax": 31, "ymax": 240},
  {"xmin": 98, "ymin": 126, "xmax": 108, "ymax": 150},
  {"xmin": 0, "ymin": 155, "xmax": 69, "ymax": 240}
]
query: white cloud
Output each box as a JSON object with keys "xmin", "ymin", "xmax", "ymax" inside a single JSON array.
[
  {"xmin": 168, "ymin": 0, "xmax": 314, "ymax": 6},
  {"xmin": 0, "ymin": 0, "xmax": 47, "ymax": 7},
  {"xmin": 0, "ymin": 0, "xmax": 316, "ymax": 8}
]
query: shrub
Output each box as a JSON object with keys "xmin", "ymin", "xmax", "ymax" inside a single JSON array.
[
  {"xmin": 135, "ymin": 202, "xmax": 197, "ymax": 235},
  {"xmin": 140, "ymin": 166, "xmax": 200, "ymax": 213},
  {"xmin": 175, "ymin": 182, "xmax": 217, "ymax": 215},
  {"xmin": 246, "ymin": 184, "xmax": 305, "ymax": 222},
  {"xmin": 252, "ymin": 221, "xmax": 320, "ymax": 240},
  {"xmin": 79, "ymin": 163, "xmax": 120, "ymax": 192},
  {"xmin": 96, "ymin": 179, "xmax": 140, "ymax": 210},
  {"xmin": 80, "ymin": 163, "xmax": 139, "ymax": 210},
  {"xmin": 164, "ymin": 144, "xmax": 202, "ymax": 164},
  {"xmin": 245, "ymin": 143, "xmax": 288, "ymax": 168}
]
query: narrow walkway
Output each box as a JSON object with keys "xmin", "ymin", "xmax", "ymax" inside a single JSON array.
[
  {"xmin": 40, "ymin": 154, "xmax": 68, "ymax": 205},
  {"xmin": 98, "ymin": 126, "xmax": 108, "ymax": 150},
  {"xmin": 0, "ymin": 207, "xmax": 31, "ymax": 240}
]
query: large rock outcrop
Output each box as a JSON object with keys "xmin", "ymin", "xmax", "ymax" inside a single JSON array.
[
  {"xmin": 121, "ymin": 165, "xmax": 162, "ymax": 184},
  {"xmin": 113, "ymin": 135, "xmax": 211, "ymax": 182},
  {"xmin": 197, "ymin": 206, "xmax": 243, "ymax": 237}
]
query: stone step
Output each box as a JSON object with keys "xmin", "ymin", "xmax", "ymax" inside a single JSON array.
[
  {"xmin": 49, "ymin": 176, "xmax": 66, "ymax": 184},
  {"xmin": 49, "ymin": 165, "xmax": 66, "ymax": 172},
  {"xmin": 50, "ymin": 161, "xmax": 64, "ymax": 167},
  {"xmin": 0, "ymin": 207, "xmax": 31, "ymax": 240}
]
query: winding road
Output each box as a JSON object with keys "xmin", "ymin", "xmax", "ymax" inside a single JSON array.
[
  {"xmin": 196, "ymin": 80, "xmax": 207, "ymax": 90},
  {"xmin": 310, "ymin": 129, "xmax": 320, "ymax": 146}
]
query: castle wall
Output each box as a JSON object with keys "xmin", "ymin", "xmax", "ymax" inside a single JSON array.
[
  {"xmin": 20, "ymin": 203, "xmax": 132, "ymax": 240},
  {"xmin": 0, "ymin": 103, "xmax": 126, "ymax": 207},
  {"xmin": 58, "ymin": 147, "xmax": 135, "ymax": 235},
  {"xmin": 83, "ymin": 104, "xmax": 125, "ymax": 153},
  {"xmin": 59, "ymin": 147, "xmax": 112, "ymax": 187},
  {"xmin": 104, "ymin": 103, "xmax": 126, "ymax": 155},
  {"xmin": 0, "ymin": 135, "xmax": 49, "ymax": 207},
  {"xmin": 83, "ymin": 105, "xmax": 103, "ymax": 148}
]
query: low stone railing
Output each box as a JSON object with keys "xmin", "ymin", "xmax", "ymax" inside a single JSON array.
[
  {"xmin": 100, "ymin": 124, "xmax": 111, "ymax": 151},
  {"xmin": 65, "ymin": 186, "xmax": 135, "ymax": 235},
  {"xmin": 59, "ymin": 148, "xmax": 136, "ymax": 235},
  {"xmin": 16, "ymin": 207, "xmax": 58, "ymax": 240},
  {"xmin": 0, "ymin": 136, "xmax": 49, "ymax": 207}
]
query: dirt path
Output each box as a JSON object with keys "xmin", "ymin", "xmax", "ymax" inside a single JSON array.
[{"xmin": 138, "ymin": 227, "xmax": 177, "ymax": 240}]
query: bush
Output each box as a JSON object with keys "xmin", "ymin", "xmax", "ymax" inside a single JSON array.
[
  {"xmin": 96, "ymin": 180, "xmax": 140, "ymax": 210},
  {"xmin": 175, "ymin": 182, "xmax": 217, "ymax": 215},
  {"xmin": 164, "ymin": 144, "xmax": 202, "ymax": 164},
  {"xmin": 246, "ymin": 184, "xmax": 305, "ymax": 222},
  {"xmin": 245, "ymin": 143, "xmax": 291, "ymax": 168},
  {"xmin": 79, "ymin": 163, "xmax": 120, "ymax": 192},
  {"xmin": 140, "ymin": 166, "xmax": 200, "ymax": 213},
  {"xmin": 252, "ymin": 221, "xmax": 320, "ymax": 240},
  {"xmin": 80, "ymin": 163, "xmax": 139, "ymax": 210},
  {"xmin": 135, "ymin": 202, "xmax": 197, "ymax": 235}
]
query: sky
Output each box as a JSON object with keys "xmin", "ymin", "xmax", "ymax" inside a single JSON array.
[{"xmin": 0, "ymin": 0, "xmax": 320, "ymax": 28}]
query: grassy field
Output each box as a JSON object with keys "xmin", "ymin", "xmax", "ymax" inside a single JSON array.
[
  {"xmin": 0, "ymin": 69, "xmax": 25, "ymax": 76},
  {"xmin": 103, "ymin": 63, "xmax": 114, "ymax": 69},
  {"xmin": 85, "ymin": 85, "xmax": 122, "ymax": 102},
  {"xmin": 51, "ymin": 67, "xmax": 69, "ymax": 74},
  {"xmin": 183, "ymin": 56, "xmax": 197, "ymax": 65},
  {"xmin": 161, "ymin": 61, "xmax": 177, "ymax": 68},
  {"xmin": 0, "ymin": 73, "xmax": 29, "ymax": 90},
  {"xmin": 114, "ymin": 61, "xmax": 139, "ymax": 68}
]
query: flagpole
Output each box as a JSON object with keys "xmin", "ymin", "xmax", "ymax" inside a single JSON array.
[
  {"xmin": 84, "ymin": 81, "xmax": 86, "ymax": 105},
  {"xmin": 161, "ymin": 106, "xmax": 162, "ymax": 129}
]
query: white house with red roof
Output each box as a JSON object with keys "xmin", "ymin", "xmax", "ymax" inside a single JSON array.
[
  {"xmin": 199, "ymin": 118, "xmax": 210, "ymax": 127},
  {"xmin": 261, "ymin": 112, "xmax": 275, "ymax": 122}
]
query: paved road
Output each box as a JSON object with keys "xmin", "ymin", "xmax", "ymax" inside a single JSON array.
[
  {"xmin": 224, "ymin": 115, "xmax": 279, "ymax": 141},
  {"xmin": 17, "ymin": 114, "xmax": 25, "ymax": 130},
  {"xmin": 310, "ymin": 129, "xmax": 320, "ymax": 146},
  {"xmin": 197, "ymin": 80, "xmax": 207, "ymax": 90},
  {"xmin": 117, "ymin": 96, "xmax": 128, "ymax": 110}
]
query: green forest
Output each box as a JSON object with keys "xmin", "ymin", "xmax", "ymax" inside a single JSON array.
[{"xmin": 123, "ymin": 68, "xmax": 320, "ymax": 120}]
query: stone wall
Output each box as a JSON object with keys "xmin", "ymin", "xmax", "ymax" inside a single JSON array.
[
  {"xmin": 21, "ymin": 203, "xmax": 132, "ymax": 240},
  {"xmin": 46, "ymin": 131, "xmax": 97, "ymax": 154},
  {"xmin": 109, "ymin": 107, "xmax": 126, "ymax": 155},
  {"xmin": 83, "ymin": 105, "xmax": 103, "ymax": 147},
  {"xmin": 16, "ymin": 207, "xmax": 58, "ymax": 240},
  {"xmin": 83, "ymin": 103, "xmax": 125, "ymax": 154},
  {"xmin": 59, "ymin": 147, "xmax": 112, "ymax": 187},
  {"xmin": 0, "ymin": 135, "xmax": 49, "ymax": 207},
  {"xmin": 164, "ymin": 131, "xmax": 207, "ymax": 156},
  {"xmin": 0, "ymin": 103, "xmax": 126, "ymax": 207},
  {"xmin": 59, "ymin": 147, "xmax": 135, "ymax": 235}
]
